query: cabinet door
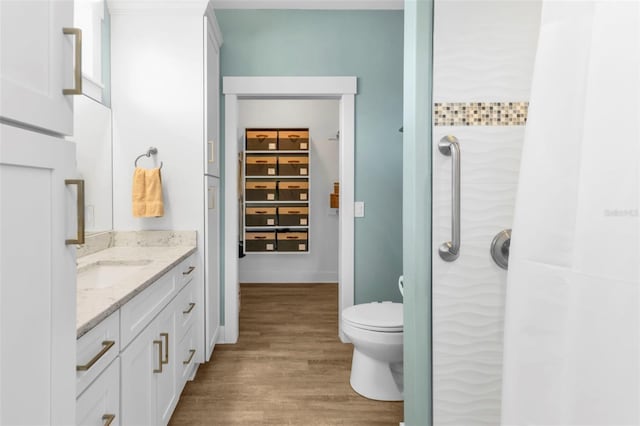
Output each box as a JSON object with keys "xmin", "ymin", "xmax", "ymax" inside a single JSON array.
[
  {"xmin": 156, "ymin": 301, "xmax": 178, "ymax": 426},
  {"xmin": 0, "ymin": 0, "xmax": 74, "ymax": 135},
  {"xmin": 0, "ymin": 124, "xmax": 76, "ymax": 425},
  {"xmin": 76, "ymin": 359, "xmax": 120, "ymax": 426},
  {"xmin": 205, "ymin": 176, "xmax": 220, "ymax": 360},
  {"xmin": 204, "ymin": 17, "xmax": 220, "ymax": 176},
  {"xmin": 120, "ymin": 324, "xmax": 157, "ymax": 426}
]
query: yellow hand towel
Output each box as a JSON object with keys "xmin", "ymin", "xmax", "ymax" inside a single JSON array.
[{"xmin": 132, "ymin": 167, "xmax": 164, "ymax": 217}]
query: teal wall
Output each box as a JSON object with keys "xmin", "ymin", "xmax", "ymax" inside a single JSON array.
[{"xmin": 217, "ymin": 9, "xmax": 404, "ymax": 304}]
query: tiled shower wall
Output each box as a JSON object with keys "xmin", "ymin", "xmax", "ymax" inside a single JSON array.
[{"xmin": 432, "ymin": 1, "xmax": 542, "ymax": 425}]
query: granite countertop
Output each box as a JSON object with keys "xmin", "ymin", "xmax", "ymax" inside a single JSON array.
[{"xmin": 76, "ymin": 231, "xmax": 197, "ymax": 338}]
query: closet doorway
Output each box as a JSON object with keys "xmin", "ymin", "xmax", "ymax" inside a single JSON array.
[{"xmin": 222, "ymin": 76, "xmax": 357, "ymax": 344}]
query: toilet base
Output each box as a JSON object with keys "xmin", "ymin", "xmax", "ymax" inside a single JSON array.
[{"xmin": 349, "ymin": 348, "xmax": 403, "ymax": 401}]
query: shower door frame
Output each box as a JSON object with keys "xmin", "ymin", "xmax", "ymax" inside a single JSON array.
[{"xmin": 222, "ymin": 76, "xmax": 357, "ymax": 344}]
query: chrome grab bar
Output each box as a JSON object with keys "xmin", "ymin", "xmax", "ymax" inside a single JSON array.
[{"xmin": 438, "ymin": 135, "xmax": 461, "ymax": 262}]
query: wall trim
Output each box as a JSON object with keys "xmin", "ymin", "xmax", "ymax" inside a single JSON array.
[
  {"xmin": 223, "ymin": 76, "xmax": 357, "ymax": 344},
  {"xmin": 107, "ymin": 0, "xmax": 210, "ymax": 15},
  {"xmin": 212, "ymin": 0, "xmax": 403, "ymax": 10},
  {"xmin": 223, "ymin": 76, "xmax": 357, "ymax": 97}
]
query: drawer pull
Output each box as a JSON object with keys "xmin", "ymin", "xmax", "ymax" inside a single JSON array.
[
  {"xmin": 287, "ymin": 160, "xmax": 300, "ymax": 164},
  {"xmin": 183, "ymin": 349, "xmax": 196, "ymax": 365},
  {"xmin": 153, "ymin": 340, "xmax": 163, "ymax": 373},
  {"xmin": 288, "ymin": 186, "xmax": 300, "ymax": 189},
  {"xmin": 255, "ymin": 160, "xmax": 268, "ymax": 163},
  {"xmin": 76, "ymin": 340, "xmax": 115, "ymax": 371},
  {"xmin": 288, "ymin": 135, "xmax": 300, "ymax": 140},
  {"xmin": 255, "ymin": 210, "xmax": 268, "ymax": 214},
  {"xmin": 286, "ymin": 236, "xmax": 300, "ymax": 240},
  {"xmin": 160, "ymin": 333, "xmax": 169, "ymax": 365},
  {"xmin": 65, "ymin": 179, "xmax": 85, "ymax": 245},
  {"xmin": 255, "ymin": 185, "xmax": 267, "ymax": 189},
  {"xmin": 288, "ymin": 211, "xmax": 301, "ymax": 214},
  {"xmin": 183, "ymin": 266, "xmax": 196, "ymax": 276},
  {"xmin": 62, "ymin": 28, "xmax": 82, "ymax": 95},
  {"xmin": 183, "ymin": 302, "xmax": 196, "ymax": 314},
  {"xmin": 255, "ymin": 236, "xmax": 267, "ymax": 239},
  {"xmin": 256, "ymin": 134, "xmax": 268, "ymax": 140},
  {"xmin": 102, "ymin": 414, "xmax": 115, "ymax": 426}
]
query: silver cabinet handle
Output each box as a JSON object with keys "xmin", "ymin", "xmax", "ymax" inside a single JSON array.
[
  {"xmin": 183, "ymin": 266, "xmax": 196, "ymax": 275},
  {"xmin": 438, "ymin": 135, "xmax": 461, "ymax": 262},
  {"xmin": 65, "ymin": 179, "xmax": 85, "ymax": 245},
  {"xmin": 62, "ymin": 28, "xmax": 82, "ymax": 95}
]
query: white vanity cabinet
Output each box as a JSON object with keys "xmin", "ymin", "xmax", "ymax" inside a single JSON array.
[
  {"xmin": 121, "ymin": 279, "xmax": 196, "ymax": 426},
  {"xmin": 74, "ymin": 252, "xmax": 198, "ymax": 426}
]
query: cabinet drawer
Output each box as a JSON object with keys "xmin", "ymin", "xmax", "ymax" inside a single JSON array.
[
  {"xmin": 278, "ymin": 129, "xmax": 309, "ymax": 150},
  {"xmin": 246, "ymin": 155, "xmax": 277, "ymax": 176},
  {"xmin": 278, "ymin": 206, "xmax": 309, "ymax": 226},
  {"xmin": 246, "ymin": 180, "xmax": 276, "ymax": 201},
  {"xmin": 176, "ymin": 279, "xmax": 197, "ymax": 338},
  {"xmin": 278, "ymin": 155, "xmax": 308, "ymax": 176},
  {"xmin": 245, "ymin": 231, "xmax": 276, "ymax": 252},
  {"xmin": 76, "ymin": 311, "xmax": 119, "ymax": 397},
  {"xmin": 246, "ymin": 207, "xmax": 277, "ymax": 227},
  {"xmin": 246, "ymin": 130, "xmax": 278, "ymax": 151},
  {"xmin": 175, "ymin": 253, "xmax": 197, "ymax": 288},
  {"xmin": 278, "ymin": 180, "xmax": 309, "ymax": 201},
  {"xmin": 177, "ymin": 324, "xmax": 198, "ymax": 392},
  {"xmin": 277, "ymin": 231, "xmax": 308, "ymax": 252},
  {"xmin": 76, "ymin": 358, "xmax": 120, "ymax": 426},
  {"xmin": 120, "ymin": 271, "xmax": 176, "ymax": 349}
]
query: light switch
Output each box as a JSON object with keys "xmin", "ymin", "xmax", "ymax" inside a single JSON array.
[{"xmin": 354, "ymin": 201, "xmax": 365, "ymax": 218}]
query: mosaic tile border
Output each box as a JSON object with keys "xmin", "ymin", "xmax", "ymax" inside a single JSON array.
[{"xmin": 434, "ymin": 102, "xmax": 528, "ymax": 126}]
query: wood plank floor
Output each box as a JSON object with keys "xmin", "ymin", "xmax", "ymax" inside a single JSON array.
[{"xmin": 170, "ymin": 283, "xmax": 403, "ymax": 425}]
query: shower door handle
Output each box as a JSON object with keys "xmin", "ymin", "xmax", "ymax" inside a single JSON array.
[{"xmin": 438, "ymin": 135, "xmax": 461, "ymax": 262}]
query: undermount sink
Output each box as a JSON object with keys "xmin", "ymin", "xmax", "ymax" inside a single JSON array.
[{"xmin": 78, "ymin": 259, "xmax": 153, "ymax": 289}]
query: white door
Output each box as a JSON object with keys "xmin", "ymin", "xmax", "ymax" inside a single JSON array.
[
  {"xmin": 156, "ymin": 301, "xmax": 178, "ymax": 426},
  {"xmin": 204, "ymin": 17, "xmax": 220, "ymax": 177},
  {"xmin": 120, "ymin": 324, "xmax": 158, "ymax": 426},
  {"xmin": 205, "ymin": 176, "xmax": 220, "ymax": 360},
  {"xmin": 0, "ymin": 124, "xmax": 77, "ymax": 425},
  {"xmin": 0, "ymin": 0, "xmax": 75, "ymax": 135}
]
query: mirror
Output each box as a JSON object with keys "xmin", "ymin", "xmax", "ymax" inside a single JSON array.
[
  {"xmin": 73, "ymin": 0, "xmax": 113, "ymax": 233},
  {"xmin": 74, "ymin": 96, "xmax": 112, "ymax": 232}
]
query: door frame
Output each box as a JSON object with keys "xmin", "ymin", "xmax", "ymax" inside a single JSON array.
[{"xmin": 221, "ymin": 76, "xmax": 357, "ymax": 343}]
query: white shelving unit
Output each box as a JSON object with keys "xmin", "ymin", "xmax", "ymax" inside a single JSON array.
[{"xmin": 242, "ymin": 128, "xmax": 310, "ymax": 254}]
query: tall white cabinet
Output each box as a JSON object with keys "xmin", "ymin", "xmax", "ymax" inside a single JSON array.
[
  {"xmin": 0, "ymin": 1, "xmax": 79, "ymax": 424},
  {"xmin": 108, "ymin": 0, "xmax": 223, "ymax": 362}
]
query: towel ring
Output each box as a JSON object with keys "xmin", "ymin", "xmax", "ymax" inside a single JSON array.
[{"xmin": 134, "ymin": 147, "xmax": 163, "ymax": 169}]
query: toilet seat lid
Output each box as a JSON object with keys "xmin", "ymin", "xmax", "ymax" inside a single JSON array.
[{"xmin": 342, "ymin": 302, "xmax": 403, "ymax": 332}]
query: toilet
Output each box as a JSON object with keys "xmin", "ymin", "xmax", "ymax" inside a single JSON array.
[{"xmin": 342, "ymin": 301, "xmax": 403, "ymax": 401}]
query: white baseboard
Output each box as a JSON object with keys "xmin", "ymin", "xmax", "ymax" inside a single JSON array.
[{"xmin": 239, "ymin": 270, "xmax": 338, "ymax": 283}]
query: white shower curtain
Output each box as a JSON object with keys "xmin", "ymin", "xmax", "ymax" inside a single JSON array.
[{"xmin": 502, "ymin": 1, "xmax": 639, "ymax": 425}]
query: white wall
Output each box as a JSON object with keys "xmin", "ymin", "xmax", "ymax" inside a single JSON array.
[
  {"xmin": 431, "ymin": 1, "xmax": 541, "ymax": 425},
  {"xmin": 110, "ymin": 13, "xmax": 204, "ymax": 233},
  {"xmin": 74, "ymin": 95, "xmax": 113, "ymax": 232},
  {"xmin": 238, "ymin": 99, "xmax": 339, "ymax": 283}
]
